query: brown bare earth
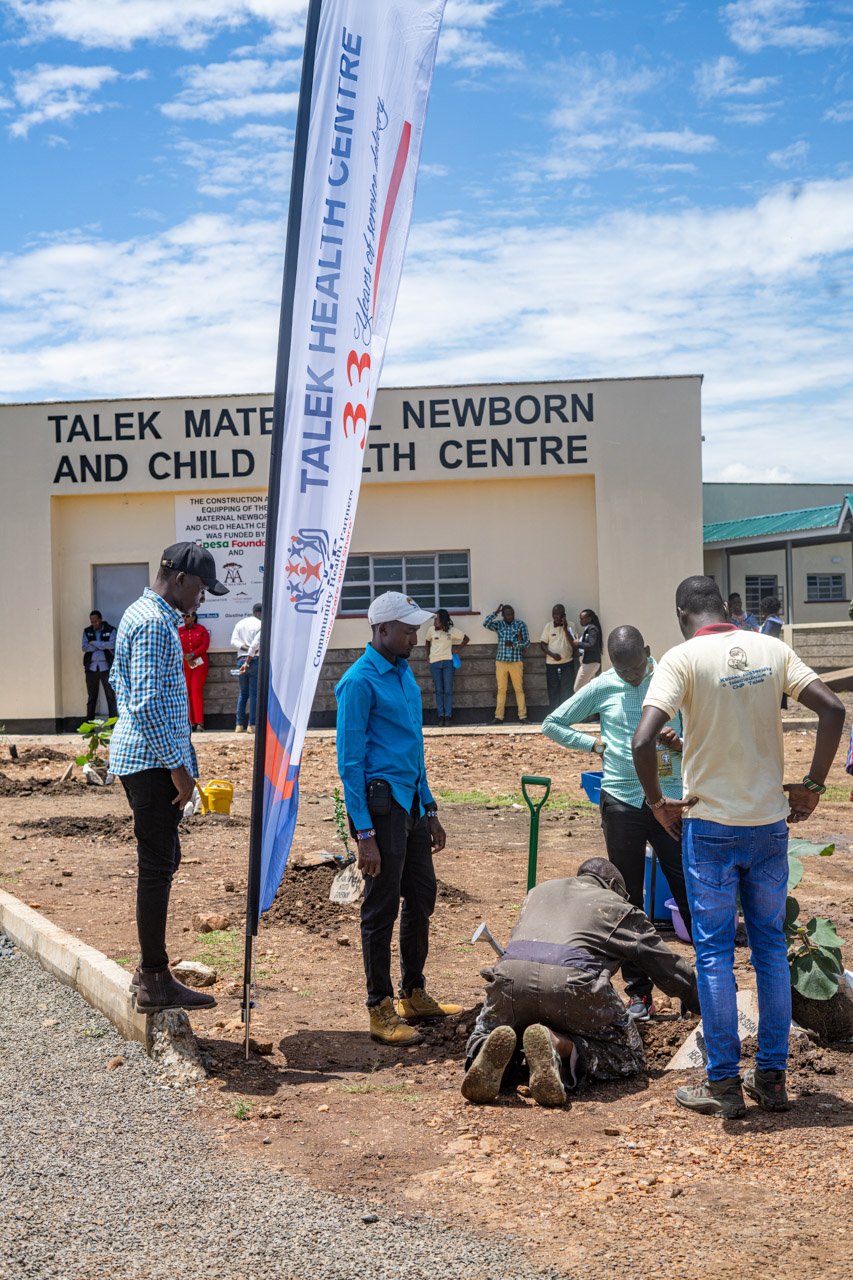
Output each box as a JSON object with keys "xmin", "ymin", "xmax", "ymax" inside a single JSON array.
[{"xmin": 1, "ymin": 723, "xmax": 852, "ymax": 1279}]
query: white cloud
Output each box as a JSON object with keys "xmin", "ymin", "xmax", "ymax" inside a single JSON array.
[
  {"xmin": 694, "ymin": 55, "xmax": 779, "ymax": 100},
  {"xmin": 722, "ymin": 0, "xmax": 842, "ymax": 54},
  {"xmin": 162, "ymin": 58, "xmax": 300, "ymax": 121},
  {"xmin": 767, "ymin": 139, "xmax": 809, "ymax": 167},
  {"xmin": 550, "ymin": 56, "xmax": 659, "ymax": 134},
  {"xmin": 627, "ymin": 128, "xmax": 717, "ymax": 154},
  {"xmin": 6, "ymin": 62, "xmax": 128, "ymax": 136},
  {"xmin": 824, "ymin": 99, "xmax": 853, "ymax": 123},
  {"xmin": 2, "ymin": 178, "xmax": 853, "ymax": 480},
  {"xmin": 5, "ymin": 0, "xmax": 309, "ymax": 50},
  {"xmin": 716, "ymin": 462, "xmax": 795, "ymax": 482},
  {"xmin": 175, "ymin": 123, "xmax": 293, "ymax": 199},
  {"xmin": 436, "ymin": 26, "xmax": 521, "ymax": 70}
]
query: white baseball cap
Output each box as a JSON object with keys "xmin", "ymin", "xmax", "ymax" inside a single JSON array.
[{"xmin": 367, "ymin": 591, "xmax": 434, "ymax": 626}]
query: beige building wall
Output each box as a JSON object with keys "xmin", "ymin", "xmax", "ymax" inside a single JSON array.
[{"xmin": 703, "ymin": 543, "xmax": 852, "ymax": 624}]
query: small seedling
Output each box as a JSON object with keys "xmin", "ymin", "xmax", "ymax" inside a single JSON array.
[
  {"xmin": 232, "ymin": 1101, "xmax": 252, "ymax": 1120},
  {"xmin": 333, "ymin": 786, "xmax": 355, "ymax": 868},
  {"xmin": 75, "ymin": 717, "xmax": 118, "ymax": 770}
]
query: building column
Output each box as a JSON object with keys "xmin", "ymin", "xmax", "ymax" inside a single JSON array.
[
  {"xmin": 785, "ymin": 540, "xmax": 794, "ymax": 624},
  {"xmin": 723, "ymin": 549, "xmax": 731, "ymax": 599}
]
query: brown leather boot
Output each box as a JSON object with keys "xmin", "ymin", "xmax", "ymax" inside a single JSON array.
[{"xmin": 135, "ymin": 967, "xmax": 216, "ymax": 1013}]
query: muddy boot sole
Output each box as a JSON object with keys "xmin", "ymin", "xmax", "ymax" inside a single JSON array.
[
  {"xmin": 523, "ymin": 1024, "xmax": 567, "ymax": 1107},
  {"xmin": 461, "ymin": 1026, "xmax": 517, "ymax": 1103}
]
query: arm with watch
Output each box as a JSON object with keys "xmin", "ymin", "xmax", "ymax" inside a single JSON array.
[
  {"xmin": 540, "ymin": 678, "xmax": 608, "ymax": 751},
  {"xmin": 781, "ymin": 679, "xmax": 845, "ymax": 822}
]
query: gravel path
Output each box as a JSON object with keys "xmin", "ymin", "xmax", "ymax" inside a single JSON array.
[{"xmin": 0, "ymin": 938, "xmax": 561, "ymax": 1280}]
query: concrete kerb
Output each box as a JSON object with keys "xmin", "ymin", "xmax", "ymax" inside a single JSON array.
[{"xmin": 0, "ymin": 889, "xmax": 205, "ymax": 1080}]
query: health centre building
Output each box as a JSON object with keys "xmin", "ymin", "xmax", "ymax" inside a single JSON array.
[{"xmin": 0, "ymin": 375, "xmax": 703, "ymax": 730}]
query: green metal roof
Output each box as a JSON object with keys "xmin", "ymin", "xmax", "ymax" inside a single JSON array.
[{"xmin": 703, "ymin": 496, "xmax": 853, "ymax": 546}]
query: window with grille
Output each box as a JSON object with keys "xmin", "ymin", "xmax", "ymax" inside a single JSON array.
[
  {"xmin": 806, "ymin": 573, "xmax": 846, "ymax": 602},
  {"xmin": 339, "ymin": 551, "xmax": 472, "ymax": 615},
  {"xmin": 744, "ymin": 575, "xmax": 783, "ymax": 614}
]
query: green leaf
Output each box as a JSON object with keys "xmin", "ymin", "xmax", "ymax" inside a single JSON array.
[
  {"xmin": 804, "ymin": 916, "xmax": 846, "ymax": 953},
  {"xmin": 74, "ymin": 754, "xmax": 88, "ymax": 766},
  {"xmin": 786, "ymin": 856, "xmax": 804, "ymax": 892},
  {"xmin": 790, "ymin": 950, "xmax": 843, "ymax": 1000},
  {"xmin": 784, "ymin": 895, "xmax": 800, "ymax": 933},
  {"xmin": 787, "ymin": 838, "xmax": 835, "ymax": 859},
  {"xmin": 77, "ymin": 721, "xmax": 98, "ymax": 735}
]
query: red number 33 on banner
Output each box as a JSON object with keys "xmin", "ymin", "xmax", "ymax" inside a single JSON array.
[{"xmin": 343, "ymin": 349, "xmax": 371, "ymax": 449}]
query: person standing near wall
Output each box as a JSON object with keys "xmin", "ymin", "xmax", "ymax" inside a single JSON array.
[
  {"xmin": 179, "ymin": 610, "xmax": 210, "ymax": 731},
  {"xmin": 82, "ymin": 610, "xmax": 118, "ymax": 720},
  {"xmin": 335, "ymin": 591, "xmax": 461, "ymax": 1045},
  {"xmin": 632, "ymin": 576, "xmax": 844, "ymax": 1119},
  {"xmin": 572, "ymin": 608, "xmax": 602, "ymax": 691},
  {"xmin": 484, "ymin": 603, "xmax": 530, "ymax": 723},
  {"xmin": 759, "ymin": 596, "xmax": 784, "ymax": 639},
  {"xmin": 425, "ymin": 609, "xmax": 468, "ymax": 726},
  {"xmin": 728, "ymin": 592, "xmax": 758, "ymax": 631},
  {"xmin": 230, "ymin": 603, "xmax": 262, "ymax": 734},
  {"xmin": 539, "ymin": 603, "xmax": 575, "ymax": 712},
  {"xmin": 109, "ymin": 543, "xmax": 228, "ymax": 1012}
]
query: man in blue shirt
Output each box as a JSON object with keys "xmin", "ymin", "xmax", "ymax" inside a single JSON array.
[
  {"xmin": 335, "ymin": 591, "xmax": 462, "ymax": 1045},
  {"xmin": 542, "ymin": 625, "xmax": 692, "ymax": 1021},
  {"xmin": 110, "ymin": 542, "xmax": 227, "ymax": 1014},
  {"xmin": 82, "ymin": 610, "xmax": 118, "ymax": 720}
]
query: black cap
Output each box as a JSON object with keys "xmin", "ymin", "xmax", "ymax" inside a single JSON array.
[{"xmin": 160, "ymin": 542, "xmax": 228, "ymax": 596}]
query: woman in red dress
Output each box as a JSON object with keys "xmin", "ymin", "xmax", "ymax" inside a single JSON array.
[{"xmin": 179, "ymin": 611, "xmax": 210, "ymax": 731}]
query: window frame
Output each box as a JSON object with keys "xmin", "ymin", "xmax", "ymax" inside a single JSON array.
[
  {"xmin": 743, "ymin": 574, "xmax": 784, "ymax": 616},
  {"xmin": 338, "ymin": 549, "xmax": 473, "ymax": 617},
  {"xmin": 805, "ymin": 572, "xmax": 846, "ymax": 603}
]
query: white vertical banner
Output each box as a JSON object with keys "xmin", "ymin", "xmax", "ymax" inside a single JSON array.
[{"xmin": 255, "ymin": 0, "xmax": 446, "ymax": 913}]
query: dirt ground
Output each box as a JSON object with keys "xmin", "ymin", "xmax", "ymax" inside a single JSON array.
[{"xmin": 2, "ymin": 722, "xmax": 852, "ymax": 1279}]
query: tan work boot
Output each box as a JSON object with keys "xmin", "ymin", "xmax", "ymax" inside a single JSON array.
[
  {"xmin": 523, "ymin": 1023, "xmax": 567, "ymax": 1107},
  {"xmin": 369, "ymin": 997, "xmax": 423, "ymax": 1046},
  {"xmin": 396, "ymin": 987, "xmax": 463, "ymax": 1022},
  {"xmin": 461, "ymin": 1026, "xmax": 517, "ymax": 1104},
  {"xmin": 234, "ymin": 725, "xmax": 245, "ymax": 734}
]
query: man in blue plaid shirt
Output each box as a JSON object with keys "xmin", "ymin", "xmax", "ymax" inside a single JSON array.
[
  {"xmin": 110, "ymin": 542, "xmax": 227, "ymax": 1014},
  {"xmin": 484, "ymin": 603, "xmax": 530, "ymax": 722}
]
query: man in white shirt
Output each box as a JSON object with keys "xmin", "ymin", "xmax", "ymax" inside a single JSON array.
[
  {"xmin": 632, "ymin": 576, "xmax": 844, "ymax": 1119},
  {"xmin": 230, "ymin": 604, "xmax": 262, "ymax": 734},
  {"xmin": 539, "ymin": 603, "xmax": 575, "ymax": 711}
]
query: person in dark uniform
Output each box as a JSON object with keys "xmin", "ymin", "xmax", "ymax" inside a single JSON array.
[{"xmin": 82, "ymin": 610, "xmax": 118, "ymax": 719}]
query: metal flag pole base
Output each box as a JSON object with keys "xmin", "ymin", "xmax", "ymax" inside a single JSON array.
[{"xmin": 242, "ymin": 933, "xmax": 255, "ymax": 1061}]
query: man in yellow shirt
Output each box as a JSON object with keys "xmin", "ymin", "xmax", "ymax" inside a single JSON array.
[{"xmin": 632, "ymin": 576, "xmax": 844, "ymax": 1119}]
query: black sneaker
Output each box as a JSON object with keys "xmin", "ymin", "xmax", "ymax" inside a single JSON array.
[
  {"xmin": 675, "ymin": 1076, "xmax": 746, "ymax": 1118},
  {"xmin": 743, "ymin": 1066, "xmax": 790, "ymax": 1111},
  {"xmin": 626, "ymin": 994, "xmax": 655, "ymax": 1021}
]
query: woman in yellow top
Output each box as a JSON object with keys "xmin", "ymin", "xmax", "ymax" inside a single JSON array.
[{"xmin": 425, "ymin": 609, "xmax": 469, "ymax": 726}]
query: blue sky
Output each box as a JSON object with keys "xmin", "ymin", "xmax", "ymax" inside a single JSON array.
[{"xmin": 1, "ymin": 0, "xmax": 852, "ymax": 480}]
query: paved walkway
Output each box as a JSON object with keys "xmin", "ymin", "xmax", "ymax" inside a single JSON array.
[{"xmin": 0, "ymin": 940, "xmax": 560, "ymax": 1280}]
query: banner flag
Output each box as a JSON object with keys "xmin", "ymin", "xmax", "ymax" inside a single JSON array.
[{"xmin": 247, "ymin": 0, "xmax": 447, "ymax": 924}]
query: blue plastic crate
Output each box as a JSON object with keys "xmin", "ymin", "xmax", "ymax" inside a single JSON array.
[{"xmin": 580, "ymin": 771, "xmax": 603, "ymax": 804}]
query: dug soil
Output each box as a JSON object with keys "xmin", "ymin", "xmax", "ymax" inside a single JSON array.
[{"xmin": 2, "ymin": 724, "xmax": 852, "ymax": 1279}]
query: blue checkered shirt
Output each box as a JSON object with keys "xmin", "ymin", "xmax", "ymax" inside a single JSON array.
[
  {"xmin": 483, "ymin": 611, "xmax": 530, "ymax": 662},
  {"xmin": 109, "ymin": 589, "xmax": 197, "ymax": 777}
]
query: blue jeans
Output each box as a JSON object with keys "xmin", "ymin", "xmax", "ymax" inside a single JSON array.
[
  {"xmin": 683, "ymin": 818, "xmax": 790, "ymax": 1081},
  {"xmin": 236, "ymin": 657, "xmax": 258, "ymax": 728},
  {"xmin": 430, "ymin": 659, "xmax": 454, "ymax": 718}
]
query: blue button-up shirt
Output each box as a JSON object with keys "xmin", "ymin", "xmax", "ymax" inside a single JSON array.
[
  {"xmin": 541, "ymin": 659, "xmax": 683, "ymax": 809},
  {"xmin": 109, "ymin": 589, "xmax": 197, "ymax": 777},
  {"xmin": 334, "ymin": 644, "xmax": 435, "ymax": 832}
]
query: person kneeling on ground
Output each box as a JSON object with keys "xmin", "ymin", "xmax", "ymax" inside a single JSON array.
[{"xmin": 461, "ymin": 858, "xmax": 699, "ymax": 1107}]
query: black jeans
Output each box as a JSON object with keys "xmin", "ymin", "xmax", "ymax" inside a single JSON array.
[
  {"xmin": 120, "ymin": 768, "xmax": 182, "ymax": 972},
  {"xmin": 545, "ymin": 663, "xmax": 573, "ymax": 712},
  {"xmin": 360, "ymin": 798, "xmax": 436, "ymax": 1006},
  {"xmin": 85, "ymin": 668, "xmax": 118, "ymax": 720},
  {"xmin": 599, "ymin": 789, "xmax": 692, "ymax": 1000}
]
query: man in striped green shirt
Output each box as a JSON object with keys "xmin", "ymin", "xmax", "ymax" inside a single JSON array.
[{"xmin": 542, "ymin": 625, "xmax": 692, "ymax": 1020}]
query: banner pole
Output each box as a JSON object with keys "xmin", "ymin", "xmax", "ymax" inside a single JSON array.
[{"xmin": 242, "ymin": 0, "xmax": 324, "ymax": 1058}]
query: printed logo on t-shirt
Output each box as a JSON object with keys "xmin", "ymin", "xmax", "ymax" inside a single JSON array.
[
  {"xmin": 727, "ymin": 645, "xmax": 748, "ymax": 671},
  {"xmin": 719, "ymin": 664, "xmax": 772, "ymax": 691}
]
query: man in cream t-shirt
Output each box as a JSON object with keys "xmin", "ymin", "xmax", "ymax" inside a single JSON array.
[{"xmin": 632, "ymin": 576, "xmax": 844, "ymax": 1120}]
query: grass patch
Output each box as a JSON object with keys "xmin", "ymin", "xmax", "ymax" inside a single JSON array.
[
  {"xmin": 823, "ymin": 785, "xmax": 851, "ymax": 803},
  {"xmin": 232, "ymin": 1100, "xmax": 252, "ymax": 1120},
  {"xmin": 341, "ymin": 1081, "xmax": 419, "ymax": 1102},
  {"xmin": 194, "ymin": 929, "xmax": 243, "ymax": 976},
  {"xmin": 436, "ymin": 787, "xmax": 589, "ymax": 812},
  {"xmin": 114, "ymin": 955, "xmax": 132, "ymax": 967}
]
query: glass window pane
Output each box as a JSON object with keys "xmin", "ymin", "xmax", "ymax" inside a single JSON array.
[
  {"xmin": 405, "ymin": 563, "xmax": 435, "ymax": 582},
  {"xmin": 343, "ymin": 563, "xmax": 370, "ymax": 582},
  {"xmin": 413, "ymin": 589, "xmax": 436, "ymax": 609},
  {"xmin": 374, "ymin": 563, "xmax": 402, "ymax": 584},
  {"xmin": 439, "ymin": 588, "xmax": 470, "ymax": 608},
  {"xmin": 405, "ymin": 555, "xmax": 435, "ymax": 569}
]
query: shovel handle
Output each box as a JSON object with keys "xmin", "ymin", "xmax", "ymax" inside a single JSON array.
[{"xmin": 521, "ymin": 775, "xmax": 551, "ymax": 812}]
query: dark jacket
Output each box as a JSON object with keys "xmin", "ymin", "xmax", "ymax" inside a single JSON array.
[
  {"xmin": 503, "ymin": 871, "xmax": 698, "ymax": 1009},
  {"xmin": 82, "ymin": 622, "xmax": 116, "ymax": 671}
]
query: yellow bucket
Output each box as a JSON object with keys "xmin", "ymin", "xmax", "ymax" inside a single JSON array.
[{"xmin": 200, "ymin": 779, "xmax": 234, "ymax": 815}]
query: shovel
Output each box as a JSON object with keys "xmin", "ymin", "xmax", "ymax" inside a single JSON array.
[{"xmin": 521, "ymin": 774, "xmax": 551, "ymax": 891}]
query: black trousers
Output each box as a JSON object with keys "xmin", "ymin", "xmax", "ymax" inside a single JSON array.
[
  {"xmin": 545, "ymin": 663, "xmax": 573, "ymax": 711},
  {"xmin": 120, "ymin": 768, "xmax": 182, "ymax": 972},
  {"xmin": 85, "ymin": 667, "xmax": 118, "ymax": 719},
  {"xmin": 360, "ymin": 798, "xmax": 436, "ymax": 1006},
  {"xmin": 599, "ymin": 789, "xmax": 692, "ymax": 1000}
]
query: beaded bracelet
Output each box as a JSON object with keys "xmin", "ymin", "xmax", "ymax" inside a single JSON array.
[
  {"xmin": 424, "ymin": 807, "xmax": 439, "ymax": 819},
  {"xmin": 802, "ymin": 776, "xmax": 827, "ymax": 795},
  {"xmin": 355, "ymin": 828, "xmax": 377, "ymax": 841}
]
